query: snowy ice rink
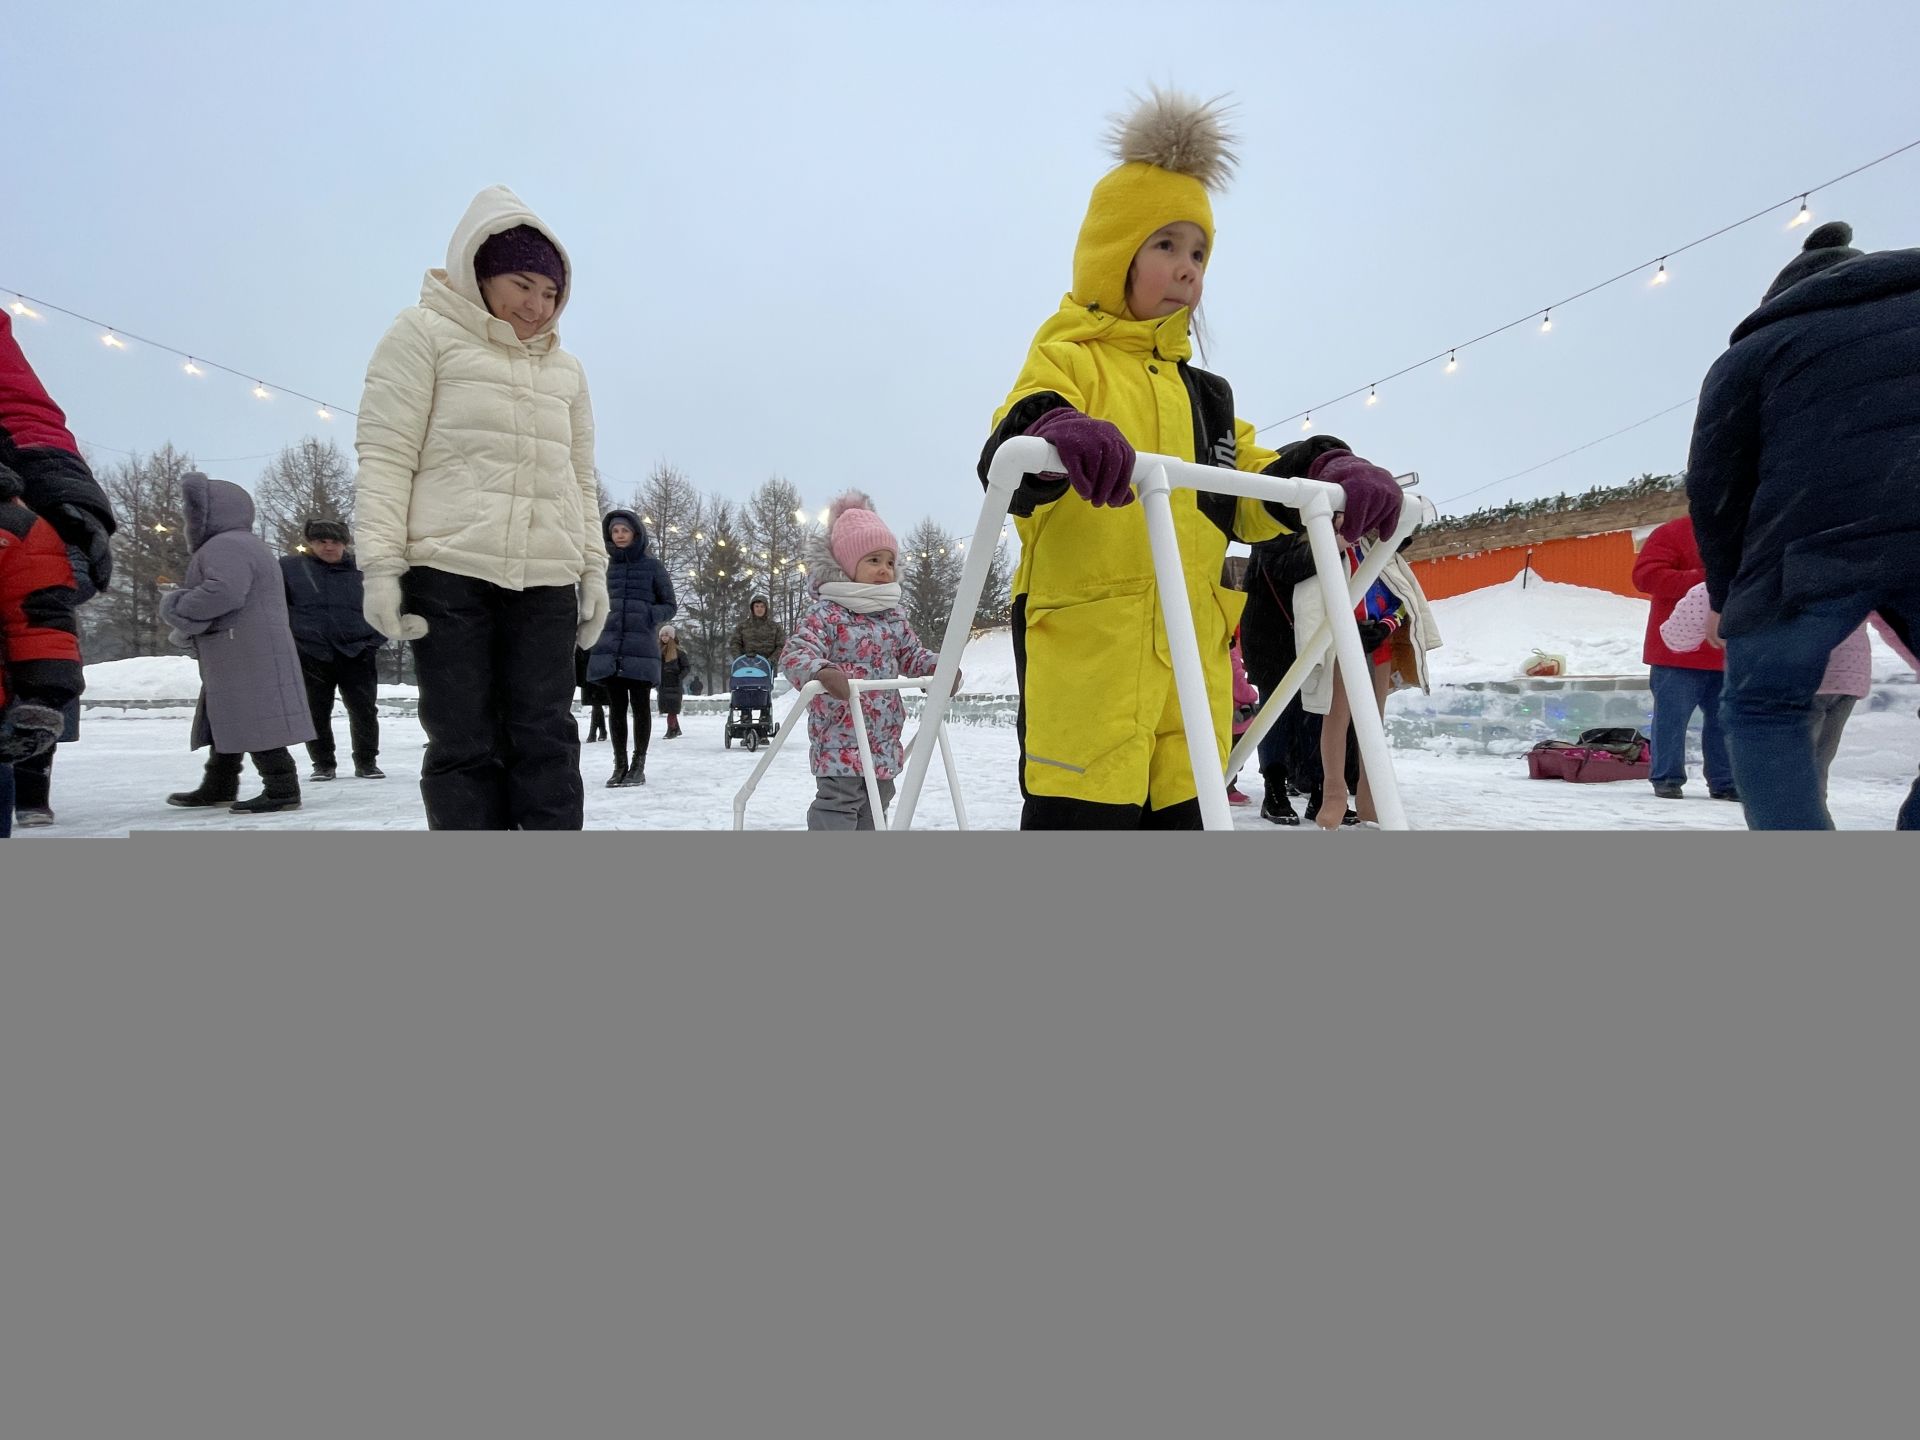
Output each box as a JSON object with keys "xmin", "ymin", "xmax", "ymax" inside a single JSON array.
[{"xmin": 19, "ymin": 576, "xmax": 1919, "ymax": 834}]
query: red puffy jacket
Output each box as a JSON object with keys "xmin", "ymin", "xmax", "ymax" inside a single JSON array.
[
  {"xmin": 0, "ymin": 485, "xmax": 83, "ymax": 713},
  {"xmin": 1632, "ymin": 516, "xmax": 1722, "ymax": 672}
]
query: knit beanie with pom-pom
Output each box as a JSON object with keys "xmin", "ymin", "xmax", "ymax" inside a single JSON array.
[{"xmin": 827, "ymin": 491, "xmax": 899, "ymax": 578}]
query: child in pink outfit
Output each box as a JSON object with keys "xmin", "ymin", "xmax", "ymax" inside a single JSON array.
[
  {"xmin": 1225, "ymin": 634, "xmax": 1257, "ymax": 805},
  {"xmin": 779, "ymin": 492, "xmax": 950, "ymax": 831},
  {"xmin": 1662, "ymin": 582, "xmax": 1916, "ymax": 819}
]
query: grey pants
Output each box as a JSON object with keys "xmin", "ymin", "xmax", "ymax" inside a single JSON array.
[
  {"xmin": 808, "ymin": 775, "xmax": 896, "ymax": 831},
  {"xmin": 1809, "ymin": 692, "xmax": 1858, "ymax": 803}
]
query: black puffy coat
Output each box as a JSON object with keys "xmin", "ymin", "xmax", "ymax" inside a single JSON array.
[
  {"xmin": 656, "ymin": 647, "xmax": 690, "ymax": 713},
  {"xmin": 1687, "ymin": 248, "xmax": 1920, "ymax": 637},
  {"xmin": 587, "ymin": 509, "xmax": 677, "ymax": 685},
  {"xmin": 281, "ymin": 552, "xmax": 385, "ymax": 662}
]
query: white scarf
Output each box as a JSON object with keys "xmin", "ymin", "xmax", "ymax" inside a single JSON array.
[{"xmin": 818, "ymin": 581, "xmax": 902, "ymax": 615}]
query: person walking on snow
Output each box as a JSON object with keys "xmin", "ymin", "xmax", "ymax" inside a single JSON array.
[
  {"xmin": 162, "ymin": 473, "xmax": 317, "ymax": 816},
  {"xmin": 353, "ymin": 185, "xmax": 609, "ymax": 829},
  {"xmin": 779, "ymin": 493, "xmax": 956, "ymax": 831},
  {"xmin": 978, "ymin": 88, "xmax": 1403, "ymax": 829},
  {"xmin": 586, "ymin": 508, "xmax": 676, "ymax": 787},
  {"xmin": 281, "ymin": 518, "xmax": 387, "ymax": 781}
]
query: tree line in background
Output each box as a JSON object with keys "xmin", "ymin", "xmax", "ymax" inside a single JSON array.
[{"xmin": 79, "ymin": 437, "xmax": 1015, "ymax": 692}]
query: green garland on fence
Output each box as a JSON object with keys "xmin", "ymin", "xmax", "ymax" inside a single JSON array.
[{"xmin": 1427, "ymin": 472, "xmax": 1684, "ymax": 537}]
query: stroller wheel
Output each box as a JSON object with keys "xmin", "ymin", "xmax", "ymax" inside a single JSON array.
[
  {"xmin": 745, "ymin": 730, "xmax": 760, "ymax": 752},
  {"xmin": 724, "ymin": 733, "xmax": 733, "ymax": 749}
]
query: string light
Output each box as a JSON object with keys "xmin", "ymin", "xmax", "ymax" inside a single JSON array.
[
  {"xmin": 183, "ymin": 359, "xmax": 202, "ymax": 376},
  {"xmin": 10, "ymin": 299, "xmax": 41, "ymax": 320},
  {"xmin": 1365, "ymin": 386, "xmax": 1379, "ymax": 406},
  {"xmin": 253, "ymin": 382, "xmax": 271, "ymax": 399},
  {"xmin": 1252, "ymin": 135, "xmax": 1920, "ymax": 434},
  {"xmin": 1651, "ymin": 260, "xmax": 1669, "ymax": 286},
  {"xmin": 1540, "ymin": 311, "xmax": 1553, "ymax": 333},
  {"xmin": 1445, "ymin": 351, "xmax": 1458, "ymax": 373},
  {"xmin": 316, "ymin": 406, "xmax": 332, "ymax": 421},
  {"xmin": 1300, "ymin": 412, "xmax": 1313, "ymax": 431},
  {"xmin": 793, "ymin": 508, "xmax": 808, "ymax": 523},
  {"xmin": 102, "ymin": 331, "xmax": 126, "ymax": 349}
]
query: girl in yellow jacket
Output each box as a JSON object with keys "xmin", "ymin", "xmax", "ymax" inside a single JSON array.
[
  {"xmin": 979, "ymin": 91, "xmax": 1404, "ymax": 829},
  {"xmin": 354, "ymin": 185, "xmax": 609, "ymax": 831}
]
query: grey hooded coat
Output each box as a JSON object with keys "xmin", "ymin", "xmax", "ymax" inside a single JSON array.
[{"xmin": 161, "ymin": 473, "xmax": 317, "ymax": 753}]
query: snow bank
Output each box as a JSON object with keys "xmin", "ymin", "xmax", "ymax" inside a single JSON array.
[
  {"xmin": 81, "ymin": 655, "xmax": 203, "ymax": 700},
  {"xmin": 1423, "ymin": 576, "xmax": 1650, "ymax": 682}
]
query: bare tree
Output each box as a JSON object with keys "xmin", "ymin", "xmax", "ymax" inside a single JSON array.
[
  {"xmin": 738, "ymin": 475, "xmax": 808, "ymax": 634},
  {"xmin": 679, "ymin": 497, "xmax": 756, "ymax": 693},
  {"xmin": 88, "ymin": 444, "xmax": 197, "ymax": 659},
  {"xmin": 255, "ymin": 436, "xmax": 354, "ymax": 555},
  {"xmin": 634, "ymin": 461, "xmax": 701, "ymax": 583},
  {"xmin": 900, "ymin": 516, "xmax": 962, "ymax": 645},
  {"xmin": 973, "ymin": 535, "xmax": 1014, "ymax": 631}
]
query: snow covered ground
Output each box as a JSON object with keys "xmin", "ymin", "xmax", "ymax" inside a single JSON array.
[{"xmin": 26, "ymin": 576, "xmax": 1916, "ymax": 834}]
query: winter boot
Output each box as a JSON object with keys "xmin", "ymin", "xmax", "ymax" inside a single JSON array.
[
  {"xmin": 310, "ymin": 762, "xmax": 338, "ymax": 781},
  {"xmin": 167, "ymin": 753, "xmax": 243, "ymax": 808},
  {"xmin": 230, "ymin": 751, "xmax": 302, "ymax": 815},
  {"xmin": 354, "ymin": 762, "xmax": 386, "ymax": 779},
  {"xmin": 665, "ymin": 718, "xmax": 682, "ymax": 739},
  {"xmin": 1259, "ymin": 768, "xmax": 1298, "ymax": 825},
  {"xmin": 629, "ymin": 755, "xmax": 647, "ymax": 786},
  {"xmin": 14, "ymin": 806, "xmax": 55, "ymax": 828},
  {"xmin": 608, "ymin": 748, "xmax": 628, "ymax": 788}
]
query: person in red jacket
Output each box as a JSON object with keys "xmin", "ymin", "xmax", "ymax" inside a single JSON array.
[
  {"xmin": 0, "ymin": 465, "xmax": 85, "ymax": 838},
  {"xmin": 1632, "ymin": 515, "xmax": 1737, "ymax": 801}
]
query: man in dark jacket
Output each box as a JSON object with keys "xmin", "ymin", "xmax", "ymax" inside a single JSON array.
[
  {"xmin": 281, "ymin": 519, "xmax": 387, "ymax": 780},
  {"xmin": 730, "ymin": 595, "xmax": 784, "ymax": 734},
  {"xmin": 1686, "ymin": 221, "xmax": 1920, "ymax": 829}
]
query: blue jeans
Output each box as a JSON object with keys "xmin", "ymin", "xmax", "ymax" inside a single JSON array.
[
  {"xmin": 1723, "ymin": 594, "xmax": 1908, "ymax": 830},
  {"xmin": 0, "ymin": 763, "xmax": 13, "ymax": 838},
  {"xmin": 1648, "ymin": 665, "xmax": 1733, "ymax": 792}
]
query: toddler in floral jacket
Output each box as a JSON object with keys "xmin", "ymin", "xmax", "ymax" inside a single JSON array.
[{"xmin": 779, "ymin": 491, "xmax": 956, "ymax": 831}]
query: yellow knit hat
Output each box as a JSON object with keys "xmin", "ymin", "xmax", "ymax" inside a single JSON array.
[{"xmin": 1071, "ymin": 89, "xmax": 1238, "ymax": 318}]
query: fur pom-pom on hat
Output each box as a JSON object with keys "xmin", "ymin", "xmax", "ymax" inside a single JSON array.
[
  {"xmin": 826, "ymin": 490, "xmax": 899, "ymax": 580},
  {"xmin": 1071, "ymin": 88, "xmax": 1238, "ymax": 318},
  {"xmin": 1105, "ymin": 87, "xmax": 1239, "ymax": 192}
]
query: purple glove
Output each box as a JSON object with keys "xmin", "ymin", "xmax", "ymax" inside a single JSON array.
[
  {"xmin": 1309, "ymin": 450, "xmax": 1402, "ymax": 543},
  {"xmin": 1025, "ymin": 407, "xmax": 1137, "ymax": 509}
]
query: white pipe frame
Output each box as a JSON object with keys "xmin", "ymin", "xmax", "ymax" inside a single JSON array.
[
  {"xmin": 731, "ymin": 677, "xmax": 968, "ymax": 832},
  {"xmin": 894, "ymin": 437, "xmax": 1421, "ymax": 831}
]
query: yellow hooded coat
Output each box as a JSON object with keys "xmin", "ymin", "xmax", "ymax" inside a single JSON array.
[{"xmin": 982, "ymin": 160, "xmax": 1322, "ymax": 811}]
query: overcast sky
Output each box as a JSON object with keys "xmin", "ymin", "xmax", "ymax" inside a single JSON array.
[{"xmin": 8, "ymin": 1, "xmax": 1918, "ymax": 546}]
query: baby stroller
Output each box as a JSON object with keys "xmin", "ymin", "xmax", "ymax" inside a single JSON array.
[{"xmin": 725, "ymin": 654, "xmax": 778, "ymax": 751}]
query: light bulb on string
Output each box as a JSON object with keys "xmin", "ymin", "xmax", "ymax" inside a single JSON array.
[
  {"xmin": 793, "ymin": 509, "xmax": 807, "ymax": 523},
  {"xmin": 1788, "ymin": 196, "xmax": 1812, "ymax": 228},
  {"xmin": 1365, "ymin": 386, "xmax": 1378, "ymax": 406},
  {"xmin": 1651, "ymin": 260, "xmax": 1669, "ymax": 286},
  {"xmin": 252, "ymin": 382, "xmax": 271, "ymax": 399},
  {"xmin": 1445, "ymin": 351, "xmax": 1458, "ymax": 374},
  {"xmin": 316, "ymin": 406, "xmax": 332, "ymax": 421},
  {"xmin": 1540, "ymin": 311, "xmax": 1553, "ymax": 333},
  {"xmin": 1300, "ymin": 412, "xmax": 1313, "ymax": 431},
  {"xmin": 183, "ymin": 359, "xmax": 202, "ymax": 376},
  {"xmin": 102, "ymin": 331, "xmax": 126, "ymax": 349},
  {"xmin": 11, "ymin": 299, "xmax": 41, "ymax": 320}
]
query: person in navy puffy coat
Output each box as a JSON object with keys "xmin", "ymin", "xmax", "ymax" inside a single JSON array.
[
  {"xmin": 586, "ymin": 509, "xmax": 675, "ymax": 787},
  {"xmin": 1686, "ymin": 221, "xmax": 1920, "ymax": 828}
]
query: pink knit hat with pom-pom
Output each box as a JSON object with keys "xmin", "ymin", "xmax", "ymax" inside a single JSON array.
[{"xmin": 828, "ymin": 491, "xmax": 899, "ymax": 578}]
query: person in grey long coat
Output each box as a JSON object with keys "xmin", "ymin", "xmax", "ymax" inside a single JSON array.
[{"xmin": 160, "ymin": 472, "xmax": 316, "ymax": 815}]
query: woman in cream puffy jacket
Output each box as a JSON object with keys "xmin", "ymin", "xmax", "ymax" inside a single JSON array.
[{"xmin": 353, "ymin": 185, "xmax": 608, "ymax": 830}]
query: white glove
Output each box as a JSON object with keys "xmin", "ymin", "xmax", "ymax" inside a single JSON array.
[
  {"xmin": 577, "ymin": 570, "xmax": 610, "ymax": 650},
  {"xmin": 364, "ymin": 574, "xmax": 429, "ymax": 641}
]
